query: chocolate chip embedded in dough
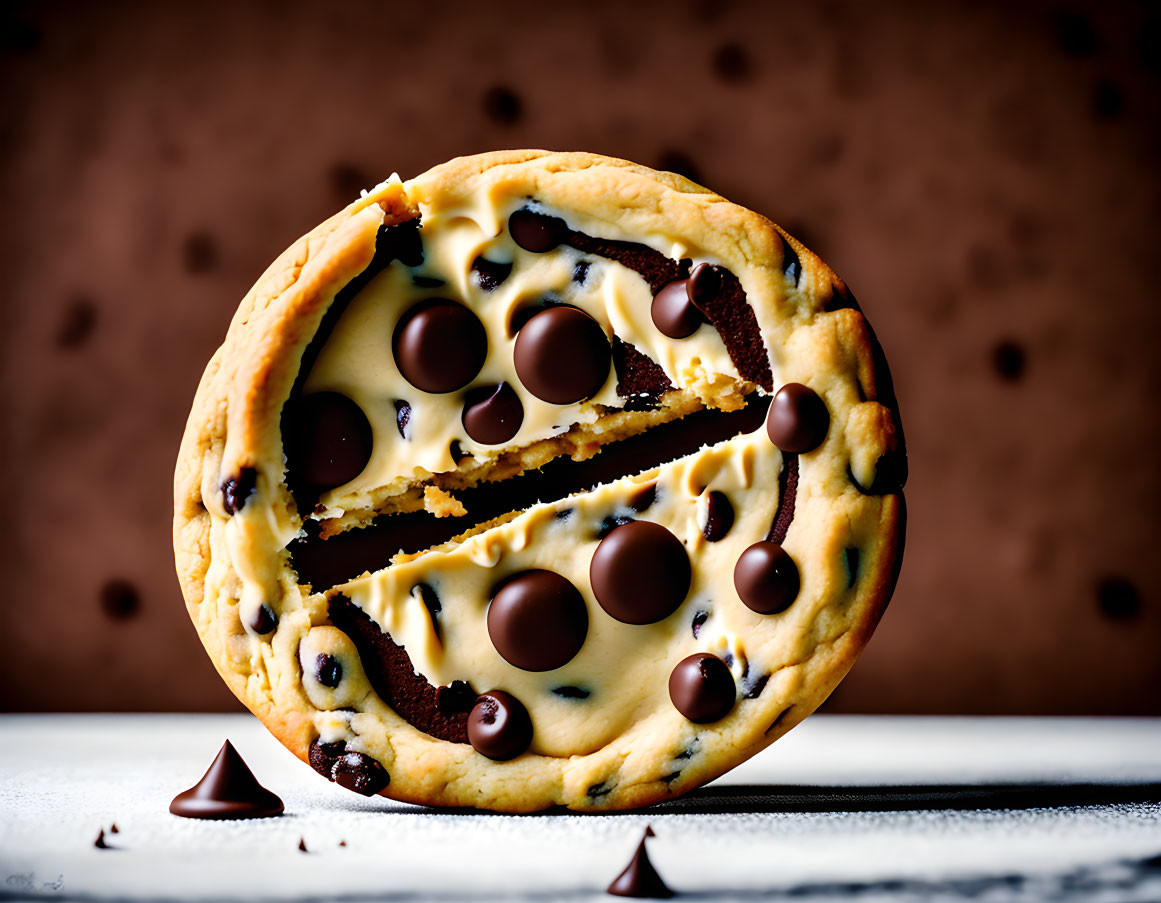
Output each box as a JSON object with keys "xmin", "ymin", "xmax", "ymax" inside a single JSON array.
[
  {"xmin": 650, "ymin": 278, "xmax": 703, "ymax": 339},
  {"xmin": 701, "ymin": 491, "xmax": 735, "ymax": 542},
  {"xmin": 315, "ymin": 654, "xmax": 342, "ymax": 689},
  {"xmin": 467, "ymin": 690, "xmax": 533, "ymax": 761},
  {"xmin": 487, "ymin": 570, "xmax": 588, "ymax": 672},
  {"xmin": 413, "ymin": 583, "xmax": 442, "ymax": 638},
  {"xmin": 470, "ymin": 256, "xmax": 512, "ymax": 292},
  {"xmin": 462, "ymin": 382, "xmax": 524, "ymax": 446},
  {"xmin": 590, "ymin": 521, "xmax": 691, "ymax": 625},
  {"xmin": 393, "ymin": 299, "xmax": 487, "ymax": 394},
  {"xmin": 596, "ymin": 513, "xmax": 635, "ymax": 539},
  {"xmin": 513, "ymin": 306, "xmax": 611, "ymax": 404},
  {"xmin": 687, "ymin": 263, "xmax": 723, "ymax": 312},
  {"xmin": 628, "ymin": 482, "xmax": 657, "ymax": 513},
  {"xmin": 169, "ymin": 740, "xmax": 285, "ymax": 819},
  {"xmin": 734, "ymin": 541, "xmax": 800, "ymax": 614},
  {"xmin": 766, "ymin": 383, "xmax": 829, "ymax": 454},
  {"xmin": 691, "ymin": 609, "xmax": 709, "ymax": 638},
  {"xmin": 331, "ymin": 752, "xmax": 390, "ymax": 796},
  {"xmin": 573, "ymin": 260, "xmax": 591, "ymax": 284},
  {"xmin": 509, "ymin": 208, "xmax": 567, "ymax": 252},
  {"xmin": 393, "ymin": 400, "xmax": 411, "ymax": 439},
  {"xmin": 780, "ymin": 235, "xmax": 802, "ymax": 287},
  {"xmin": 552, "ymin": 685, "xmax": 591, "ymax": 699},
  {"xmin": 283, "ymin": 391, "xmax": 373, "ymax": 491},
  {"xmin": 250, "ymin": 604, "xmax": 277, "ymax": 635},
  {"xmin": 222, "ymin": 467, "xmax": 258, "ymax": 515},
  {"xmin": 668, "ymin": 653, "xmax": 736, "ymax": 724}
]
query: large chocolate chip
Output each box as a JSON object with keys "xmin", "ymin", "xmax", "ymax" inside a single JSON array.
[
  {"xmin": 471, "ymin": 256, "xmax": 512, "ymax": 292},
  {"xmin": 467, "ymin": 690, "xmax": 533, "ymax": 761},
  {"xmin": 392, "ymin": 299, "xmax": 487, "ymax": 394},
  {"xmin": 250, "ymin": 604, "xmax": 277, "ymax": 635},
  {"xmin": 668, "ymin": 653, "xmax": 736, "ymax": 723},
  {"xmin": 701, "ymin": 491, "xmax": 735, "ymax": 542},
  {"xmin": 462, "ymin": 382, "xmax": 524, "ymax": 446},
  {"xmin": 169, "ymin": 740, "xmax": 284, "ymax": 819},
  {"xmin": 488, "ymin": 570, "xmax": 588, "ymax": 671},
  {"xmin": 509, "ymin": 209, "xmax": 567, "ymax": 252},
  {"xmin": 590, "ymin": 521, "xmax": 691, "ymax": 625},
  {"xmin": 513, "ymin": 306, "xmax": 611, "ymax": 404},
  {"xmin": 222, "ymin": 467, "xmax": 258, "ymax": 515},
  {"xmin": 734, "ymin": 541, "xmax": 800, "ymax": 614},
  {"xmin": 687, "ymin": 263, "xmax": 723, "ymax": 312},
  {"xmin": 766, "ymin": 383, "xmax": 829, "ymax": 454},
  {"xmin": 332, "ymin": 752, "xmax": 390, "ymax": 796},
  {"xmin": 650, "ymin": 279, "xmax": 703, "ymax": 339},
  {"xmin": 315, "ymin": 654, "xmax": 342, "ymax": 688},
  {"xmin": 283, "ymin": 392, "xmax": 373, "ymax": 491}
]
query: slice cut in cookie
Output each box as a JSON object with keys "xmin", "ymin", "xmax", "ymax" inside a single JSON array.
[{"xmin": 173, "ymin": 150, "xmax": 906, "ymax": 812}]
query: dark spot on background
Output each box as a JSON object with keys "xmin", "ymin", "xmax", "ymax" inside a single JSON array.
[
  {"xmin": 656, "ymin": 149, "xmax": 703, "ymax": 185},
  {"xmin": 1008, "ymin": 211, "xmax": 1043, "ymax": 246},
  {"xmin": 482, "ymin": 86, "xmax": 522, "ymax": 125},
  {"xmin": 1140, "ymin": 15, "xmax": 1161, "ymax": 74},
  {"xmin": 711, "ymin": 42, "xmax": 752, "ymax": 82},
  {"xmin": 1092, "ymin": 79, "xmax": 1124, "ymax": 120},
  {"xmin": 1096, "ymin": 576, "xmax": 1142, "ymax": 620},
  {"xmin": 1053, "ymin": 10, "xmax": 1097, "ymax": 58},
  {"xmin": 55, "ymin": 296, "xmax": 97, "ymax": 350},
  {"xmin": 330, "ymin": 162, "xmax": 371, "ymax": 200},
  {"xmin": 991, "ymin": 340, "xmax": 1026, "ymax": 382},
  {"xmin": 182, "ymin": 231, "xmax": 218, "ymax": 274},
  {"xmin": 100, "ymin": 579, "xmax": 141, "ymax": 620},
  {"xmin": 810, "ymin": 133, "xmax": 846, "ymax": 167},
  {"xmin": 0, "ymin": 15, "xmax": 40, "ymax": 54},
  {"xmin": 967, "ymin": 244, "xmax": 1003, "ymax": 288}
]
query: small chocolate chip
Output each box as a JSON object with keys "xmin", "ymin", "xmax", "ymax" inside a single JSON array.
[
  {"xmin": 1097, "ymin": 576, "xmax": 1142, "ymax": 620},
  {"xmin": 394, "ymin": 400, "xmax": 411, "ymax": 438},
  {"xmin": 691, "ymin": 609, "xmax": 709, "ymax": 639},
  {"xmin": 222, "ymin": 467, "xmax": 258, "ymax": 515},
  {"xmin": 992, "ymin": 340, "xmax": 1026, "ymax": 382},
  {"xmin": 379, "ymin": 221, "xmax": 424, "ymax": 267},
  {"xmin": 449, "ymin": 439, "xmax": 472, "ymax": 465},
  {"xmin": 467, "ymin": 690, "xmax": 533, "ymax": 760},
  {"xmin": 283, "ymin": 392, "xmax": 373, "ymax": 492},
  {"xmin": 315, "ymin": 654, "xmax": 342, "ymax": 688},
  {"xmin": 509, "ymin": 209, "xmax": 567, "ymax": 253},
  {"xmin": 332, "ymin": 752, "xmax": 390, "ymax": 796},
  {"xmin": 482, "ymin": 86, "xmax": 523, "ymax": 125},
  {"xmin": 412, "ymin": 274, "xmax": 444, "ymax": 288},
  {"xmin": 701, "ymin": 491, "xmax": 734, "ymax": 542},
  {"xmin": 487, "ymin": 570, "xmax": 588, "ymax": 671},
  {"xmin": 109, "ymin": 824, "xmax": 119, "ymax": 834},
  {"xmin": 780, "ymin": 235, "xmax": 801, "ymax": 287},
  {"xmin": 393, "ymin": 299, "xmax": 487, "ymax": 394},
  {"xmin": 298, "ymin": 838, "xmax": 308, "ymax": 853},
  {"xmin": 552, "ymin": 685, "xmax": 591, "ymax": 699},
  {"xmin": 629, "ymin": 483, "xmax": 657, "ymax": 512},
  {"xmin": 462, "ymin": 382, "xmax": 524, "ymax": 446},
  {"xmin": 743, "ymin": 672, "xmax": 770, "ymax": 699},
  {"xmin": 590, "ymin": 521, "xmax": 691, "ymax": 625},
  {"xmin": 669, "ymin": 653, "xmax": 736, "ymax": 723},
  {"xmin": 573, "ymin": 260, "xmax": 591, "ymax": 284},
  {"xmin": 597, "ymin": 513, "xmax": 636, "ymax": 539},
  {"xmin": 471, "ymin": 256, "xmax": 513, "ymax": 291},
  {"xmin": 251, "ymin": 604, "xmax": 277, "ymax": 635},
  {"xmin": 651, "ymin": 278, "xmax": 703, "ymax": 338},
  {"xmin": 555, "ymin": 507, "xmax": 574, "ymax": 520},
  {"xmin": 94, "ymin": 829, "xmax": 111, "ymax": 849},
  {"xmin": 844, "ymin": 548, "xmax": 860, "ymax": 589},
  {"xmin": 711, "ymin": 41, "xmax": 752, "ymax": 82},
  {"xmin": 513, "ymin": 306, "xmax": 611, "ymax": 404},
  {"xmin": 56, "ymin": 296, "xmax": 97, "ymax": 349},
  {"xmin": 182, "ymin": 231, "xmax": 218, "ymax": 274},
  {"xmin": 414, "ymin": 583, "xmax": 441, "ymax": 637},
  {"xmin": 766, "ymin": 383, "xmax": 829, "ymax": 454},
  {"xmin": 734, "ymin": 541, "xmax": 800, "ymax": 614},
  {"xmin": 587, "ymin": 782, "xmax": 611, "ymax": 798},
  {"xmin": 99, "ymin": 578, "xmax": 140, "ymax": 620}
]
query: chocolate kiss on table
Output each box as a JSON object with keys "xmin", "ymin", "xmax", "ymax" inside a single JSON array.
[
  {"xmin": 169, "ymin": 740, "xmax": 284, "ymax": 819},
  {"xmin": 607, "ymin": 827, "xmax": 674, "ymax": 898}
]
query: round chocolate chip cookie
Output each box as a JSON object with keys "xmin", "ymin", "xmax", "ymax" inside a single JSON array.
[{"xmin": 173, "ymin": 150, "xmax": 906, "ymax": 812}]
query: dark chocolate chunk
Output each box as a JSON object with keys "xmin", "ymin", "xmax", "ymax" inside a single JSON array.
[
  {"xmin": 99, "ymin": 578, "xmax": 140, "ymax": 621},
  {"xmin": 734, "ymin": 541, "xmax": 800, "ymax": 614},
  {"xmin": 780, "ymin": 235, "xmax": 801, "ymax": 287},
  {"xmin": 509, "ymin": 208, "xmax": 567, "ymax": 252},
  {"xmin": 769, "ymin": 454, "xmax": 798, "ymax": 545},
  {"xmin": 596, "ymin": 513, "xmax": 636, "ymax": 539},
  {"xmin": 590, "ymin": 521, "xmax": 691, "ymax": 625},
  {"xmin": 555, "ymin": 507, "xmax": 574, "ymax": 520},
  {"xmin": 669, "ymin": 653, "xmax": 736, "ymax": 723},
  {"xmin": 315, "ymin": 654, "xmax": 342, "ymax": 688},
  {"xmin": 250, "ymin": 603, "xmax": 277, "ymax": 635},
  {"xmin": 283, "ymin": 392, "xmax": 373, "ymax": 492},
  {"xmin": 414, "ymin": 583, "xmax": 442, "ymax": 638},
  {"xmin": 333, "ymin": 752, "xmax": 390, "ymax": 795},
  {"xmin": 339, "ymin": 840, "xmax": 347, "ymax": 847},
  {"xmin": 487, "ymin": 570, "xmax": 588, "ymax": 671},
  {"xmin": 377, "ymin": 219, "xmax": 424, "ymax": 268},
  {"xmin": 394, "ymin": 399, "xmax": 411, "ymax": 438},
  {"xmin": 651, "ymin": 278, "xmax": 703, "ymax": 339},
  {"xmin": 222, "ymin": 467, "xmax": 258, "ymax": 515},
  {"xmin": 629, "ymin": 482, "xmax": 657, "ymax": 512},
  {"xmin": 513, "ymin": 306, "xmax": 611, "ymax": 404},
  {"xmin": 471, "ymin": 256, "xmax": 513, "ymax": 292},
  {"xmin": 298, "ymin": 837, "xmax": 308, "ymax": 853},
  {"xmin": 766, "ymin": 383, "xmax": 829, "ymax": 454},
  {"xmin": 552, "ymin": 685, "xmax": 591, "ymax": 699},
  {"xmin": 702, "ymin": 490, "xmax": 734, "ymax": 542},
  {"xmin": 109, "ymin": 823, "xmax": 119, "ymax": 833},
  {"xmin": 94, "ymin": 829, "xmax": 112, "ymax": 849},
  {"xmin": 169, "ymin": 740, "xmax": 284, "ymax": 819},
  {"xmin": 742, "ymin": 672, "xmax": 770, "ymax": 699},
  {"xmin": 437, "ymin": 680, "xmax": 477, "ymax": 716},
  {"xmin": 573, "ymin": 260, "xmax": 591, "ymax": 284},
  {"xmin": 328, "ymin": 596, "xmax": 473, "ymax": 742},
  {"xmin": 691, "ymin": 609, "xmax": 709, "ymax": 638},
  {"xmin": 449, "ymin": 439, "xmax": 472, "ymax": 465},
  {"xmin": 587, "ymin": 781, "xmax": 611, "ymax": 798},
  {"xmin": 392, "ymin": 299, "xmax": 487, "ymax": 394},
  {"xmin": 612, "ymin": 337, "xmax": 673, "ymax": 406},
  {"xmin": 608, "ymin": 827, "xmax": 675, "ymax": 899},
  {"xmin": 467, "ymin": 690, "xmax": 533, "ymax": 760},
  {"xmin": 687, "ymin": 263, "xmax": 723, "ymax": 311},
  {"xmin": 659, "ymin": 770, "xmax": 681, "ymax": 783},
  {"xmin": 462, "ymin": 382, "xmax": 524, "ymax": 446}
]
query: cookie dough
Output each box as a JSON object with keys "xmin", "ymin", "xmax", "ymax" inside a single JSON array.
[{"xmin": 173, "ymin": 150, "xmax": 906, "ymax": 812}]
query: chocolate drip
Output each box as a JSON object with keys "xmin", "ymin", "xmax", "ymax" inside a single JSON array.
[
  {"xmin": 607, "ymin": 827, "xmax": 674, "ymax": 898},
  {"xmin": 290, "ymin": 397, "xmax": 771, "ymax": 591},
  {"xmin": 328, "ymin": 594, "xmax": 474, "ymax": 742},
  {"xmin": 768, "ymin": 454, "xmax": 798, "ymax": 545}
]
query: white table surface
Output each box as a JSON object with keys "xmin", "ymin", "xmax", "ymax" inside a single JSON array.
[{"xmin": 2, "ymin": 714, "xmax": 1160, "ymax": 902}]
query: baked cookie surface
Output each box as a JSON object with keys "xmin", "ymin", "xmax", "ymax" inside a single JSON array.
[{"xmin": 173, "ymin": 150, "xmax": 906, "ymax": 812}]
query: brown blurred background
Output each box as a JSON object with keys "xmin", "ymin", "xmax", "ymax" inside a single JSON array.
[{"xmin": 1, "ymin": 0, "xmax": 1158, "ymax": 714}]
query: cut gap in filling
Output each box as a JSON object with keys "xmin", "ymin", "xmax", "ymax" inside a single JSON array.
[{"xmin": 289, "ymin": 394, "xmax": 772, "ymax": 591}]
